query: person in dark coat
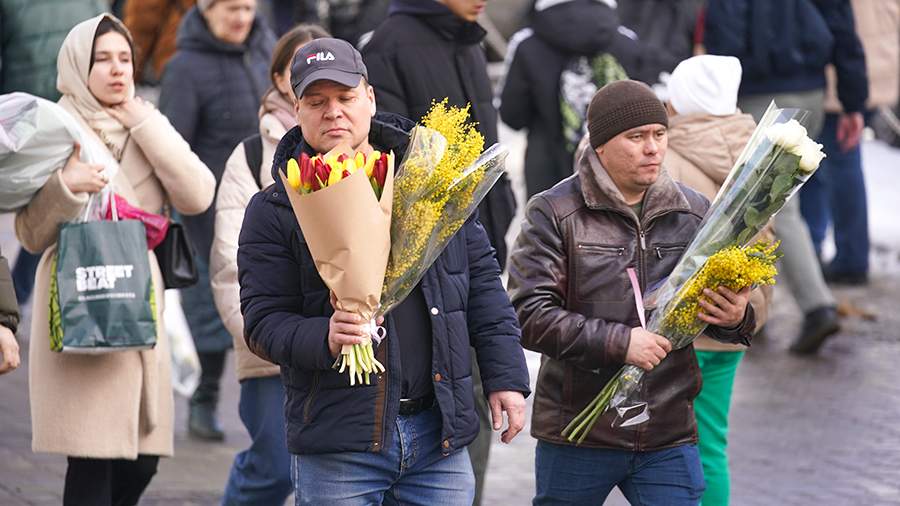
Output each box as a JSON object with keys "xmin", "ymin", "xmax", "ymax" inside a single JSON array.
[
  {"xmin": 237, "ymin": 38, "xmax": 530, "ymax": 504},
  {"xmin": 159, "ymin": 0, "xmax": 274, "ymax": 441},
  {"xmin": 705, "ymin": 0, "xmax": 868, "ymax": 355},
  {"xmin": 0, "ymin": 247, "xmax": 21, "ymax": 375},
  {"xmin": 499, "ymin": 0, "xmax": 702, "ymax": 199},
  {"xmin": 361, "ymin": 0, "xmax": 517, "ymax": 272}
]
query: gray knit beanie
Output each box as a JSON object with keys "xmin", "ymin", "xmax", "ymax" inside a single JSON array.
[
  {"xmin": 197, "ymin": 0, "xmax": 217, "ymax": 11},
  {"xmin": 587, "ymin": 80, "xmax": 669, "ymax": 148}
]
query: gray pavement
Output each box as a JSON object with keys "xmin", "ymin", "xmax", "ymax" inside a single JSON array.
[{"xmin": 2, "ymin": 133, "xmax": 900, "ymax": 505}]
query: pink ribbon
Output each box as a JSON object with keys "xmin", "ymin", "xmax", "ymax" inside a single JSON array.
[{"xmin": 626, "ymin": 267, "xmax": 646, "ymax": 329}]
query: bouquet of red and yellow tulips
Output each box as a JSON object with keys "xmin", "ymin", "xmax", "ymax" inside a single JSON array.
[{"xmin": 285, "ymin": 150, "xmax": 393, "ymax": 199}]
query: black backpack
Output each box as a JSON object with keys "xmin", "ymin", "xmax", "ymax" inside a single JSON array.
[{"xmin": 242, "ymin": 134, "xmax": 264, "ymax": 189}]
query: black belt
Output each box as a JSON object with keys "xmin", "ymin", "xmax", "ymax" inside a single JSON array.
[{"xmin": 398, "ymin": 393, "xmax": 436, "ymax": 416}]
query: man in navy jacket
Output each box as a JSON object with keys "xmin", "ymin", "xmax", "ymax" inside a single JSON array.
[{"xmin": 237, "ymin": 38, "xmax": 530, "ymax": 504}]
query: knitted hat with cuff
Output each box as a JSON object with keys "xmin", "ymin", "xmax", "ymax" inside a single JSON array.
[{"xmin": 587, "ymin": 80, "xmax": 669, "ymax": 148}]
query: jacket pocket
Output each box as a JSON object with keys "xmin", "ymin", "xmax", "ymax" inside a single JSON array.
[{"xmin": 573, "ymin": 243, "xmax": 629, "ymax": 302}]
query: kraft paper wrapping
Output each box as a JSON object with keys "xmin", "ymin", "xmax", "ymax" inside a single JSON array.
[{"xmin": 278, "ymin": 151, "xmax": 394, "ymax": 320}]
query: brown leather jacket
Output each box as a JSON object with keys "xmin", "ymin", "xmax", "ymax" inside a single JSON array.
[{"xmin": 507, "ymin": 145, "xmax": 755, "ymax": 451}]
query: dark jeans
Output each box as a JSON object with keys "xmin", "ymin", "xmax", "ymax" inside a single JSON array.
[
  {"xmin": 291, "ymin": 405, "xmax": 474, "ymax": 505},
  {"xmin": 11, "ymin": 248, "xmax": 40, "ymax": 304},
  {"xmin": 222, "ymin": 376, "xmax": 293, "ymax": 506},
  {"xmin": 534, "ymin": 441, "xmax": 705, "ymax": 505},
  {"xmin": 64, "ymin": 455, "xmax": 159, "ymax": 506},
  {"xmin": 800, "ymin": 112, "xmax": 870, "ymax": 274}
]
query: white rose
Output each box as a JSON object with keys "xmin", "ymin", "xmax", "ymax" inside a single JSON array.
[
  {"xmin": 796, "ymin": 137, "xmax": 827, "ymax": 172},
  {"xmin": 765, "ymin": 119, "xmax": 808, "ymax": 151}
]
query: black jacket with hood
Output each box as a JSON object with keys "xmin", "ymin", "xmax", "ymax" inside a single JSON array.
[
  {"xmin": 500, "ymin": 0, "xmax": 697, "ymax": 198},
  {"xmin": 362, "ymin": 0, "xmax": 516, "ymax": 269}
]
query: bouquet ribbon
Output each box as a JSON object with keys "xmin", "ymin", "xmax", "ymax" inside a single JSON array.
[
  {"xmin": 627, "ymin": 267, "xmax": 646, "ymax": 330},
  {"xmin": 366, "ymin": 319, "xmax": 387, "ymax": 345},
  {"xmin": 618, "ymin": 267, "xmax": 650, "ymax": 427}
]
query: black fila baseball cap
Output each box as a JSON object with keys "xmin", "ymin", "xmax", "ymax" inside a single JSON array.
[{"xmin": 290, "ymin": 38, "xmax": 369, "ymax": 98}]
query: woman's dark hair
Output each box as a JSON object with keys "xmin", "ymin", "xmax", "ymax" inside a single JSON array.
[
  {"xmin": 270, "ymin": 24, "xmax": 331, "ymax": 88},
  {"xmin": 90, "ymin": 17, "xmax": 135, "ymax": 72}
]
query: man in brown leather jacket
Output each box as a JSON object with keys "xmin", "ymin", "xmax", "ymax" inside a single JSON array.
[{"xmin": 507, "ymin": 80, "xmax": 756, "ymax": 505}]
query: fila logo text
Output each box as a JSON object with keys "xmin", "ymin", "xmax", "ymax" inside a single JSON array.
[{"xmin": 307, "ymin": 52, "xmax": 336, "ymax": 64}]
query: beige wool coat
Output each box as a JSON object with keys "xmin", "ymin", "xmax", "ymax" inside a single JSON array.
[
  {"xmin": 17, "ymin": 15, "xmax": 215, "ymax": 460},
  {"xmin": 210, "ymin": 109, "xmax": 282, "ymax": 381},
  {"xmin": 665, "ymin": 112, "xmax": 773, "ymax": 352}
]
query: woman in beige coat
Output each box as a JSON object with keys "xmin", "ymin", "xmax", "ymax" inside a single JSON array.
[
  {"xmin": 209, "ymin": 24, "xmax": 327, "ymax": 505},
  {"xmin": 16, "ymin": 14, "xmax": 214, "ymax": 506}
]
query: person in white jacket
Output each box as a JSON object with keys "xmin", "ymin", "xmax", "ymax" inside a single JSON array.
[{"xmin": 209, "ymin": 24, "xmax": 328, "ymax": 506}]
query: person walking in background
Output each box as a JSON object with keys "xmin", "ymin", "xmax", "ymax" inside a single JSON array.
[
  {"xmin": 0, "ymin": 246, "xmax": 21, "ymax": 376},
  {"xmin": 508, "ymin": 80, "xmax": 756, "ymax": 505},
  {"xmin": 159, "ymin": 0, "xmax": 274, "ymax": 441},
  {"xmin": 362, "ymin": 3, "xmax": 519, "ymax": 501},
  {"xmin": 123, "ymin": 0, "xmax": 197, "ymax": 84},
  {"xmin": 237, "ymin": 37, "xmax": 530, "ymax": 504},
  {"xmin": 0, "ymin": 0, "xmax": 106, "ymax": 307},
  {"xmin": 17, "ymin": 14, "xmax": 214, "ymax": 505},
  {"xmin": 705, "ymin": 0, "xmax": 869, "ymax": 355},
  {"xmin": 211, "ymin": 23, "xmax": 328, "ymax": 506},
  {"xmin": 498, "ymin": 0, "xmax": 700, "ymax": 199},
  {"xmin": 664, "ymin": 55, "xmax": 773, "ymax": 506},
  {"xmin": 801, "ymin": 0, "xmax": 900, "ymax": 286}
]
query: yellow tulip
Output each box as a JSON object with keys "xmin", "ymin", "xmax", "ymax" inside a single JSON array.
[
  {"xmin": 364, "ymin": 151, "xmax": 379, "ymax": 177},
  {"xmin": 328, "ymin": 162, "xmax": 344, "ymax": 186},
  {"xmin": 355, "ymin": 152, "xmax": 365, "ymax": 169},
  {"xmin": 286, "ymin": 158, "xmax": 301, "ymax": 190},
  {"xmin": 343, "ymin": 157, "xmax": 357, "ymax": 174}
]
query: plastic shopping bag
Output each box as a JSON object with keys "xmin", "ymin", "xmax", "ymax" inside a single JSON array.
[{"xmin": 0, "ymin": 92, "xmax": 117, "ymax": 212}]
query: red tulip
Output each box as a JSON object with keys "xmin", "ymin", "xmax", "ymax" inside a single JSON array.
[
  {"xmin": 314, "ymin": 157, "xmax": 329, "ymax": 190},
  {"xmin": 299, "ymin": 153, "xmax": 313, "ymax": 192},
  {"xmin": 373, "ymin": 155, "xmax": 388, "ymax": 190}
]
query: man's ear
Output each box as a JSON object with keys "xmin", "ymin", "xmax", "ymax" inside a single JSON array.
[{"xmin": 368, "ymin": 85, "xmax": 377, "ymax": 117}]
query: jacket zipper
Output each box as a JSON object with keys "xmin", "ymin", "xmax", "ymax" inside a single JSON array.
[
  {"xmin": 655, "ymin": 245, "xmax": 685, "ymax": 259},
  {"xmin": 577, "ymin": 244, "xmax": 626, "ymax": 255},
  {"xmin": 303, "ymin": 371, "xmax": 320, "ymax": 423}
]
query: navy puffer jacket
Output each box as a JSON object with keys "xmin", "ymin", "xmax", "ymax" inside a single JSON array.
[
  {"xmin": 159, "ymin": 7, "xmax": 274, "ymax": 261},
  {"xmin": 237, "ymin": 112, "xmax": 531, "ymax": 455}
]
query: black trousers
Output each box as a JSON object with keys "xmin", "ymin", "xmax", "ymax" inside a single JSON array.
[{"xmin": 64, "ymin": 455, "xmax": 159, "ymax": 506}]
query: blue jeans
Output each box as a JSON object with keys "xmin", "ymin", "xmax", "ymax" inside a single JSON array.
[
  {"xmin": 222, "ymin": 376, "xmax": 293, "ymax": 506},
  {"xmin": 291, "ymin": 405, "xmax": 475, "ymax": 506},
  {"xmin": 800, "ymin": 112, "xmax": 869, "ymax": 274},
  {"xmin": 534, "ymin": 440, "xmax": 705, "ymax": 505}
]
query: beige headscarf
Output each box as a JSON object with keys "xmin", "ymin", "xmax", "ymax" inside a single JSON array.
[{"xmin": 57, "ymin": 14, "xmax": 135, "ymax": 161}]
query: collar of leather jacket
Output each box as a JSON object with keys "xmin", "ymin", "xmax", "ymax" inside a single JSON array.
[{"xmin": 575, "ymin": 142, "xmax": 693, "ymax": 221}]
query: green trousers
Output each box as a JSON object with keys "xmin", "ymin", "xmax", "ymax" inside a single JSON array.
[{"xmin": 694, "ymin": 350, "xmax": 744, "ymax": 506}]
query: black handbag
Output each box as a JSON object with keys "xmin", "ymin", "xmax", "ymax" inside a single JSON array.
[{"xmin": 154, "ymin": 220, "xmax": 199, "ymax": 289}]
